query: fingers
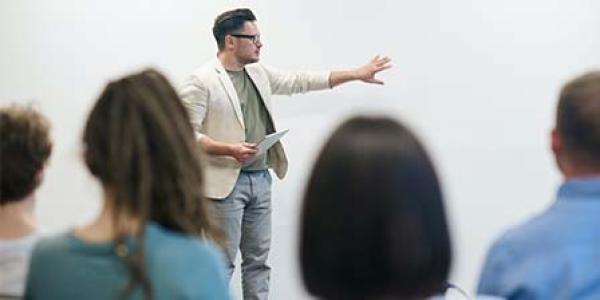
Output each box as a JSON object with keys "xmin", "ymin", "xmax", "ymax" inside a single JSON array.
[
  {"xmin": 238, "ymin": 144, "xmax": 257, "ymax": 164},
  {"xmin": 242, "ymin": 142, "xmax": 257, "ymax": 149},
  {"xmin": 230, "ymin": 142, "xmax": 258, "ymax": 163},
  {"xmin": 375, "ymin": 64, "xmax": 392, "ymax": 72},
  {"xmin": 240, "ymin": 147, "xmax": 257, "ymax": 155},
  {"xmin": 376, "ymin": 56, "xmax": 391, "ymax": 64},
  {"xmin": 374, "ymin": 57, "xmax": 391, "ymax": 68},
  {"xmin": 371, "ymin": 55, "xmax": 391, "ymax": 64},
  {"xmin": 235, "ymin": 151, "xmax": 256, "ymax": 163},
  {"xmin": 367, "ymin": 55, "xmax": 391, "ymax": 85},
  {"xmin": 368, "ymin": 56, "xmax": 392, "ymax": 79}
]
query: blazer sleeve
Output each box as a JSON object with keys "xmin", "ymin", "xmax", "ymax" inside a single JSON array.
[
  {"xmin": 179, "ymin": 75, "xmax": 209, "ymax": 140},
  {"xmin": 261, "ymin": 64, "xmax": 331, "ymax": 95}
]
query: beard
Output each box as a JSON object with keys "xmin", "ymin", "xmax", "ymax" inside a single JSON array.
[
  {"xmin": 241, "ymin": 55, "xmax": 259, "ymax": 65},
  {"xmin": 235, "ymin": 48, "xmax": 260, "ymax": 65}
]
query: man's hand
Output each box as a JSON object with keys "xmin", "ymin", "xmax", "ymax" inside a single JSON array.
[
  {"xmin": 355, "ymin": 55, "xmax": 392, "ymax": 85},
  {"xmin": 329, "ymin": 55, "xmax": 392, "ymax": 88},
  {"xmin": 228, "ymin": 142, "xmax": 258, "ymax": 163},
  {"xmin": 197, "ymin": 136, "xmax": 258, "ymax": 163}
]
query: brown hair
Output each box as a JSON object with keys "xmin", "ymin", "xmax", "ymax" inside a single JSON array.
[
  {"xmin": 83, "ymin": 69, "xmax": 221, "ymax": 299},
  {"xmin": 1, "ymin": 105, "xmax": 52, "ymax": 204},
  {"xmin": 556, "ymin": 71, "xmax": 600, "ymax": 168}
]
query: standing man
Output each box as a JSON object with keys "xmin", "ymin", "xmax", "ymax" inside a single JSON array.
[
  {"xmin": 179, "ymin": 8, "xmax": 391, "ymax": 300},
  {"xmin": 477, "ymin": 71, "xmax": 600, "ymax": 299}
]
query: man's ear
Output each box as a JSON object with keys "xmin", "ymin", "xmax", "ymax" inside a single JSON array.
[
  {"xmin": 551, "ymin": 128, "xmax": 561, "ymax": 156},
  {"xmin": 224, "ymin": 35, "xmax": 235, "ymax": 50}
]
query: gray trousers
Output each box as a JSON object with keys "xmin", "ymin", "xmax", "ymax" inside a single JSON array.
[{"xmin": 212, "ymin": 170, "xmax": 272, "ymax": 300}]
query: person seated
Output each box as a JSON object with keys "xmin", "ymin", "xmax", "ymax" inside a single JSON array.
[
  {"xmin": 0, "ymin": 105, "xmax": 52, "ymax": 298},
  {"xmin": 299, "ymin": 116, "xmax": 454, "ymax": 300},
  {"xmin": 478, "ymin": 71, "xmax": 600, "ymax": 299},
  {"xmin": 24, "ymin": 69, "xmax": 231, "ymax": 300}
]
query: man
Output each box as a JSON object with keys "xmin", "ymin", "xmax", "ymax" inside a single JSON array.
[
  {"xmin": 0, "ymin": 105, "xmax": 52, "ymax": 298},
  {"xmin": 478, "ymin": 71, "xmax": 600, "ymax": 299},
  {"xmin": 179, "ymin": 8, "xmax": 391, "ymax": 300}
]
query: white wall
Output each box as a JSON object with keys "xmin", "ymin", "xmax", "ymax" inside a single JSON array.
[{"xmin": 1, "ymin": 0, "xmax": 599, "ymax": 299}]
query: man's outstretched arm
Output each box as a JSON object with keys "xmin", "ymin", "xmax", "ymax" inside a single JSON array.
[{"xmin": 329, "ymin": 55, "xmax": 392, "ymax": 88}]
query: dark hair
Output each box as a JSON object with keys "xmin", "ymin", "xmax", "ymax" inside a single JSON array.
[
  {"xmin": 213, "ymin": 8, "xmax": 256, "ymax": 51},
  {"xmin": 83, "ymin": 69, "xmax": 221, "ymax": 299},
  {"xmin": 0, "ymin": 105, "xmax": 52, "ymax": 205},
  {"xmin": 300, "ymin": 116, "xmax": 451, "ymax": 300},
  {"xmin": 557, "ymin": 70, "xmax": 600, "ymax": 167}
]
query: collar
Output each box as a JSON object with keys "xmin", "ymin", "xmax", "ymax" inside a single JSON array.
[{"xmin": 557, "ymin": 177, "xmax": 600, "ymax": 200}]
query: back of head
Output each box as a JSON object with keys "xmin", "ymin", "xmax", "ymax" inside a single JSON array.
[
  {"xmin": 1, "ymin": 105, "xmax": 52, "ymax": 205},
  {"xmin": 300, "ymin": 116, "xmax": 451, "ymax": 300},
  {"xmin": 213, "ymin": 8, "xmax": 256, "ymax": 51},
  {"xmin": 556, "ymin": 70, "xmax": 600, "ymax": 170},
  {"xmin": 83, "ymin": 68, "xmax": 217, "ymax": 238}
]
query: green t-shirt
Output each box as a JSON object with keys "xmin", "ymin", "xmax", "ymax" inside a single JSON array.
[{"xmin": 227, "ymin": 69, "xmax": 270, "ymax": 170}]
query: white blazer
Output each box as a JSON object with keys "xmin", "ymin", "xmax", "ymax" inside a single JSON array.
[{"xmin": 179, "ymin": 58, "xmax": 330, "ymax": 199}]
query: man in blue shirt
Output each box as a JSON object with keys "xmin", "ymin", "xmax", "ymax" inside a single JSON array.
[{"xmin": 477, "ymin": 71, "xmax": 600, "ymax": 300}]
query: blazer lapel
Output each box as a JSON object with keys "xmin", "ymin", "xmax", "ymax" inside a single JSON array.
[{"xmin": 214, "ymin": 59, "xmax": 245, "ymax": 130}]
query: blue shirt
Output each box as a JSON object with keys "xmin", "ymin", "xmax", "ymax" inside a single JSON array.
[
  {"xmin": 25, "ymin": 223, "xmax": 231, "ymax": 300},
  {"xmin": 477, "ymin": 178, "xmax": 600, "ymax": 300}
]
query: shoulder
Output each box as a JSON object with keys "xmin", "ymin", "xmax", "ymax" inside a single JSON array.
[
  {"xmin": 26, "ymin": 233, "xmax": 74, "ymax": 284},
  {"xmin": 0, "ymin": 233, "xmax": 39, "ymax": 252},
  {"xmin": 491, "ymin": 208, "xmax": 559, "ymax": 256},
  {"xmin": 245, "ymin": 62, "xmax": 268, "ymax": 73},
  {"xmin": 191, "ymin": 62, "xmax": 217, "ymax": 80},
  {"xmin": 191, "ymin": 58, "xmax": 232, "ymax": 80},
  {"xmin": 245, "ymin": 63, "xmax": 279, "ymax": 78},
  {"xmin": 146, "ymin": 224, "xmax": 223, "ymax": 264},
  {"xmin": 478, "ymin": 212, "xmax": 552, "ymax": 287},
  {"xmin": 27, "ymin": 233, "xmax": 77, "ymax": 273},
  {"xmin": 31, "ymin": 233, "xmax": 72, "ymax": 257},
  {"xmin": 181, "ymin": 61, "xmax": 219, "ymax": 87},
  {"xmin": 145, "ymin": 225, "xmax": 228, "ymax": 294}
]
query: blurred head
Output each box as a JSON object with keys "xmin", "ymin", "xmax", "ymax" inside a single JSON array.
[
  {"xmin": 552, "ymin": 71, "xmax": 600, "ymax": 177},
  {"xmin": 1, "ymin": 105, "xmax": 52, "ymax": 205},
  {"xmin": 213, "ymin": 8, "xmax": 262, "ymax": 64},
  {"xmin": 83, "ymin": 69, "xmax": 220, "ymax": 298},
  {"xmin": 300, "ymin": 116, "xmax": 451, "ymax": 300}
]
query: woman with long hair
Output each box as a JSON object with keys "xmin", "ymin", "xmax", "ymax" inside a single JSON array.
[{"xmin": 25, "ymin": 69, "xmax": 230, "ymax": 300}]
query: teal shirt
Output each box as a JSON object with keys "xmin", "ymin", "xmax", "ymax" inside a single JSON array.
[
  {"xmin": 227, "ymin": 69, "xmax": 270, "ymax": 171},
  {"xmin": 25, "ymin": 223, "xmax": 230, "ymax": 300}
]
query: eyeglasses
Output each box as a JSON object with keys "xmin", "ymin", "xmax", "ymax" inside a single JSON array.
[{"xmin": 230, "ymin": 34, "xmax": 261, "ymax": 44}]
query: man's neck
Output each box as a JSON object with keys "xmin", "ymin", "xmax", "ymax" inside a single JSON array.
[
  {"xmin": 218, "ymin": 52, "xmax": 245, "ymax": 71},
  {"xmin": 0, "ymin": 194, "xmax": 38, "ymax": 239},
  {"xmin": 561, "ymin": 161, "xmax": 600, "ymax": 180},
  {"xmin": 564, "ymin": 172, "xmax": 600, "ymax": 180}
]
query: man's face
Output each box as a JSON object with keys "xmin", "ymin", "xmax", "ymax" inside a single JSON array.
[{"xmin": 230, "ymin": 21, "xmax": 262, "ymax": 65}]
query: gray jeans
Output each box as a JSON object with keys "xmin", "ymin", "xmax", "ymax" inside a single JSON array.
[{"xmin": 212, "ymin": 170, "xmax": 272, "ymax": 300}]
